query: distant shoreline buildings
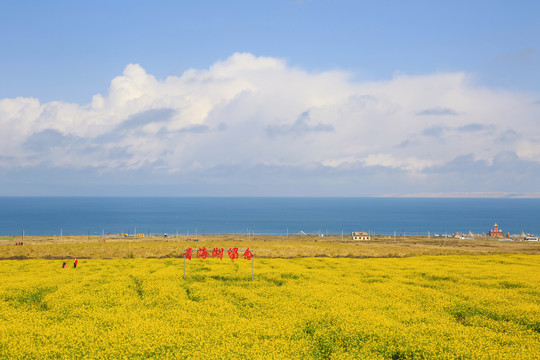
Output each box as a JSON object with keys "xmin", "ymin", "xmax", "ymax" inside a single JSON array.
[{"xmin": 436, "ymin": 222, "xmax": 538, "ymax": 241}]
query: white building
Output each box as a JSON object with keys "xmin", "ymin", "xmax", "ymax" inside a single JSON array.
[{"xmin": 352, "ymin": 231, "xmax": 370, "ymax": 240}]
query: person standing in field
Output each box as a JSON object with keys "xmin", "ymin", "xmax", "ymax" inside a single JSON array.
[
  {"xmin": 73, "ymin": 258, "xmax": 78, "ymax": 268},
  {"xmin": 62, "ymin": 262, "xmax": 67, "ymax": 268}
]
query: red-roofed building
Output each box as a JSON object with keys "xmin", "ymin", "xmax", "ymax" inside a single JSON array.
[{"xmin": 489, "ymin": 223, "xmax": 503, "ymax": 237}]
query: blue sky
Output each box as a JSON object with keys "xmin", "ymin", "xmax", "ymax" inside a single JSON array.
[{"xmin": 1, "ymin": 0, "xmax": 539, "ymax": 196}]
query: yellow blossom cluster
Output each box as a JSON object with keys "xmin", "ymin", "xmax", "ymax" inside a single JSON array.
[{"xmin": 0, "ymin": 255, "xmax": 538, "ymax": 359}]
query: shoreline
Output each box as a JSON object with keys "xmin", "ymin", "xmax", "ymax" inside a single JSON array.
[{"xmin": 1, "ymin": 234, "xmax": 538, "ymax": 260}]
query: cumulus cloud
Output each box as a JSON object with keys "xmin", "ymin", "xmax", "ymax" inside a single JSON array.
[
  {"xmin": 115, "ymin": 108, "xmax": 176, "ymax": 133},
  {"xmin": 1, "ymin": 52, "xmax": 540, "ymax": 195},
  {"xmin": 24, "ymin": 129, "xmax": 76, "ymax": 152},
  {"xmin": 265, "ymin": 111, "xmax": 334, "ymax": 137}
]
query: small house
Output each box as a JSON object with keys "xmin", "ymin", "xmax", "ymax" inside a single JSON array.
[{"xmin": 352, "ymin": 231, "xmax": 370, "ymax": 240}]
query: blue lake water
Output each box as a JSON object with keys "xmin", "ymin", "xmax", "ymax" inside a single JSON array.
[{"xmin": 0, "ymin": 197, "xmax": 539, "ymax": 236}]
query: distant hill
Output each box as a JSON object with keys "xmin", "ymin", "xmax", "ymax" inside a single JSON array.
[{"xmin": 380, "ymin": 192, "xmax": 540, "ymax": 198}]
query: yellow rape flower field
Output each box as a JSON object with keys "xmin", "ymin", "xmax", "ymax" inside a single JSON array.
[{"xmin": 0, "ymin": 253, "xmax": 539, "ymax": 359}]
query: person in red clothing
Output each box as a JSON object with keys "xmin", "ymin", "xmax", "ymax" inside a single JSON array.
[{"xmin": 73, "ymin": 258, "xmax": 78, "ymax": 268}]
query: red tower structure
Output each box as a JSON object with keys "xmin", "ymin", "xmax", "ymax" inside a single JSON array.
[{"xmin": 489, "ymin": 223, "xmax": 503, "ymax": 237}]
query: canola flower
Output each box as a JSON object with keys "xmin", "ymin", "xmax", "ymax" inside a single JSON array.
[{"xmin": 0, "ymin": 255, "xmax": 538, "ymax": 359}]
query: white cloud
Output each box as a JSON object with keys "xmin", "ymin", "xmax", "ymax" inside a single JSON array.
[
  {"xmin": 361, "ymin": 154, "xmax": 435, "ymax": 173},
  {"xmin": 1, "ymin": 52, "xmax": 539, "ymax": 194}
]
